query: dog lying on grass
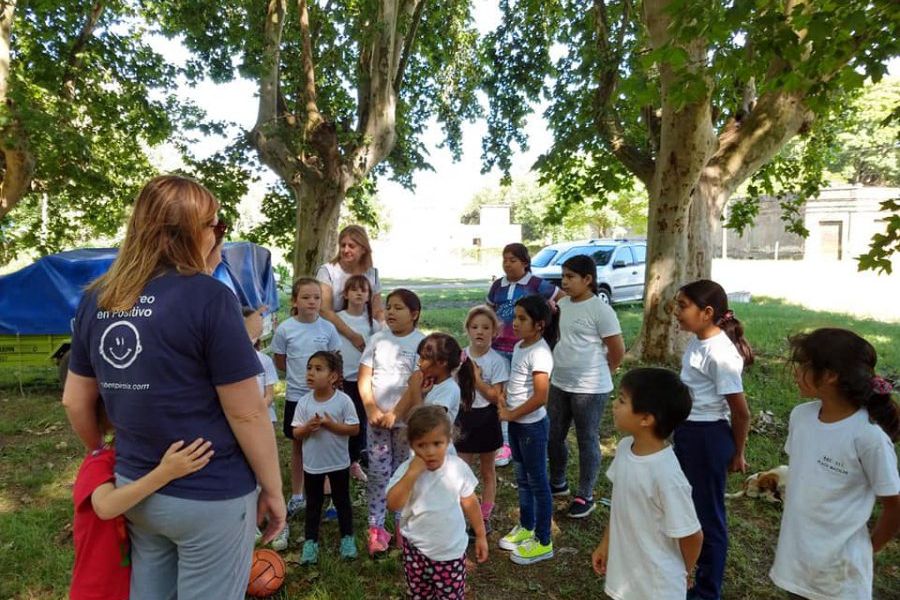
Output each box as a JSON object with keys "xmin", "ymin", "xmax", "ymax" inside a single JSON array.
[{"xmin": 725, "ymin": 465, "xmax": 788, "ymax": 503}]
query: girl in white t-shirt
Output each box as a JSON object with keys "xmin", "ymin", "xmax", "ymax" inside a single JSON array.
[
  {"xmin": 291, "ymin": 351, "xmax": 360, "ymax": 565},
  {"xmin": 337, "ymin": 274, "xmax": 381, "ymax": 481},
  {"xmin": 549, "ymin": 255, "xmax": 625, "ymax": 519},
  {"xmin": 272, "ymin": 278, "xmax": 341, "ymax": 519},
  {"xmin": 387, "ymin": 405, "xmax": 488, "ymax": 600},
  {"xmin": 497, "ymin": 294, "xmax": 557, "ymax": 566},
  {"xmin": 358, "ymin": 288, "xmax": 425, "ymax": 556},
  {"xmin": 770, "ymin": 328, "xmax": 900, "ymax": 600},
  {"xmin": 673, "ymin": 279, "xmax": 753, "ymax": 600},
  {"xmin": 460, "ymin": 306, "xmax": 509, "ymax": 534}
]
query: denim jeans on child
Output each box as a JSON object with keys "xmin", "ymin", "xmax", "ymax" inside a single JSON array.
[
  {"xmin": 547, "ymin": 385, "xmax": 609, "ymax": 499},
  {"xmin": 508, "ymin": 416, "xmax": 553, "ymax": 545},
  {"xmin": 674, "ymin": 420, "xmax": 735, "ymax": 600}
]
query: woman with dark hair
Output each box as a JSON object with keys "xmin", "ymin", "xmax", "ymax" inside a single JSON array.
[
  {"xmin": 548, "ymin": 255, "xmax": 625, "ymax": 519},
  {"xmin": 486, "ymin": 242, "xmax": 564, "ymax": 466},
  {"xmin": 62, "ymin": 175, "xmax": 285, "ymax": 600}
]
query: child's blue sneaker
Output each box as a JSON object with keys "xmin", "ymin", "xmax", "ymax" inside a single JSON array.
[
  {"xmin": 324, "ymin": 501, "xmax": 338, "ymax": 521},
  {"xmin": 299, "ymin": 539, "xmax": 318, "ymax": 565},
  {"xmin": 340, "ymin": 535, "xmax": 358, "ymax": 559}
]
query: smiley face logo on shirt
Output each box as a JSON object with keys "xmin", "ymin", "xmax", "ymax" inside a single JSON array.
[{"xmin": 99, "ymin": 321, "xmax": 143, "ymax": 369}]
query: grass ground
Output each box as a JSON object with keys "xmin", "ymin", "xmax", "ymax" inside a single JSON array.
[{"xmin": 1, "ymin": 286, "xmax": 898, "ymax": 599}]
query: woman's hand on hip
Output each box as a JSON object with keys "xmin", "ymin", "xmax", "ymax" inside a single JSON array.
[{"xmin": 256, "ymin": 489, "xmax": 287, "ymax": 545}]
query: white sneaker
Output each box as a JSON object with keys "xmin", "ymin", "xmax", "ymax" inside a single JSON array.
[
  {"xmin": 287, "ymin": 495, "xmax": 306, "ymax": 518},
  {"xmin": 495, "ymin": 444, "xmax": 512, "ymax": 467},
  {"xmin": 271, "ymin": 524, "xmax": 289, "ymax": 551}
]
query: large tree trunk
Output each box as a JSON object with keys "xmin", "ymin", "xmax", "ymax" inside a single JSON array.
[
  {"xmin": 685, "ymin": 177, "xmax": 728, "ymax": 281},
  {"xmin": 291, "ymin": 178, "xmax": 344, "ymax": 278},
  {"xmin": 0, "ymin": 0, "xmax": 34, "ymax": 220},
  {"xmin": 634, "ymin": 0, "xmax": 717, "ymax": 363}
]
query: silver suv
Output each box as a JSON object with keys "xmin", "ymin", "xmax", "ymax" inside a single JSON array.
[{"xmin": 530, "ymin": 238, "xmax": 646, "ymax": 304}]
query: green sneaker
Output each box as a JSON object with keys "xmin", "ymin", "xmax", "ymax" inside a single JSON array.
[
  {"xmin": 510, "ymin": 538, "xmax": 554, "ymax": 565},
  {"xmin": 340, "ymin": 535, "xmax": 358, "ymax": 560},
  {"xmin": 498, "ymin": 525, "xmax": 534, "ymax": 550},
  {"xmin": 299, "ymin": 539, "xmax": 318, "ymax": 565}
]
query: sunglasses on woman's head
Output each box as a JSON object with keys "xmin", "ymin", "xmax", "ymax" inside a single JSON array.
[{"xmin": 211, "ymin": 219, "xmax": 229, "ymax": 242}]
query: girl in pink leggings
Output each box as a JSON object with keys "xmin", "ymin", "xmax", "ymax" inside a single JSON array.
[{"xmin": 358, "ymin": 289, "xmax": 425, "ymax": 555}]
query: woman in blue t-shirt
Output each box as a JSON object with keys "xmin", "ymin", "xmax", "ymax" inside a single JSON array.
[
  {"xmin": 62, "ymin": 175, "xmax": 286, "ymax": 600},
  {"xmin": 486, "ymin": 243, "xmax": 563, "ymax": 466}
]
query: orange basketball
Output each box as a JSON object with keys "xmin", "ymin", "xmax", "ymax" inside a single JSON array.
[{"xmin": 246, "ymin": 548, "xmax": 286, "ymax": 598}]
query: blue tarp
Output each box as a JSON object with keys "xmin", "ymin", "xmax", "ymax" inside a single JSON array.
[{"xmin": 0, "ymin": 242, "xmax": 279, "ymax": 335}]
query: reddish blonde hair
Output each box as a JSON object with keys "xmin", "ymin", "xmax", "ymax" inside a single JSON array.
[{"xmin": 91, "ymin": 175, "xmax": 218, "ymax": 311}]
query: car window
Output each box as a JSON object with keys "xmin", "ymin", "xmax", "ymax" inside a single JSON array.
[
  {"xmin": 631, "ymin": 244, "xmax": 646, "ymax": 264},
  {"xmin": 531, "ymin": 248, "xmax": 558, "ymax": 268},
  {"xmin": 558, "ymin": 245, "xmax": 615, "ymax": 265},
  {"xmin": 614, "ymin": 247, "xmax": 635, "ymax": 266}
]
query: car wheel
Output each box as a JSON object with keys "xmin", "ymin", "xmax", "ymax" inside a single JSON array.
[
  {"xmin": 57, "ymin": 350, "xmax": 70, "ymax": 387},
  {"xmin": 597, "ymin": 287, "xmax": 612, "ymax": 304}
]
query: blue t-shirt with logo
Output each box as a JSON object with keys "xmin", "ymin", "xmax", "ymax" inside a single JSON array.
[{"xmin": 68, "ymin": 271, "xmax": 262, "ymax": 501}]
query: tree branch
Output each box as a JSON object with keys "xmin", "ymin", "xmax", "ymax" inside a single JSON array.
[
  {"xmin": 255, "ymin": 0, "xmax": 285, "ymax": 129},
  {"xmin": 60, "ymin": 2, "xmax": 104, "ymax": 99},
  {"xmin": 593, "ymin": 0, "xmax": 655, "ymax": 185},
  {"xmin": 297, "ymin": 0, "xmax": 322, "ymax": 129},
  {"xmin": 706, "ymin": 88, "xmax": 812, "ymax": 197},
  {"xmin": 393, "ymin": 0, "xmax": 425, "ymax": 92}
]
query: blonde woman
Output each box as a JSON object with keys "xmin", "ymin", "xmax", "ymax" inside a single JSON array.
[
  {"xmin": 317, "ymin": 225, "xmax": 385, "ymax": 352},
  {"xmin": 62, "ymin": 175, "xmax": 285, "ymax": 600}
]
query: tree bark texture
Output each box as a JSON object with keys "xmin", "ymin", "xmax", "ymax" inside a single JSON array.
[
  {"xmin": 622, "ymin": 1, "xmax": 816, "ymax": 361},
  {"xmin": 636, "ymin": 0, "xmax": 717, "ymax": 362},
  {"xmin": 0, "ymin": 0, "xmax": 34, "ymax": 221}
]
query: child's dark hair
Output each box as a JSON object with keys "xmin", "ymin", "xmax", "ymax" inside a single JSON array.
[
  {"xmin": 561, "ymin": 255, "xmax": 598, "ymax": 295},
  {"xmin": 241, "ymin": 306, "xmax": 262, "ymax": 350},
  {"xmin": 308, "ymin": 350, "xmax": 344, "ymax": 389},
  {"xmin": 418, "ymin": 333, "xmax": 476, "ymax": 411},
  {"xmin": 503, "ymin": 243, "xmax": 532, "ymax": 272},
  {"xmin": 789, "ymin": 328, "xmax": 899, "ymax": 441},
  {"xmin": 515, "ymin": 294, "xmax": 558, "ymax": 348},
  {"xmin": 386, "ymin": 288, "xmax": 422, "ymax": 326},
  {"xmin": 290, "ymin": 277, "xmax": 320, "ymax": 317},
  {"xmin": 679, "ymin": 279, "xmax": 754, "ymax": 366},
  {"xmin": 341, "ymin": 274, "xmax": 373, "ymax": 328},
  {"xmin": 406, "ymin": 404, "xmax": 453, "ymax": 444},
  {"xmin": 620, "ymin": 367, "xmax": 693, "ymax": 439}
]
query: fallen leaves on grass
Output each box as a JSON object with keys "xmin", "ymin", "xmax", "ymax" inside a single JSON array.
[{"xmin": 751, "ymin": 410, "xmax": 784, "ymax": 436}]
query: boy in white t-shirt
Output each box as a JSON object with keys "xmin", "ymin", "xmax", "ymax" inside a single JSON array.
[{"xmin": 593, "ymin": 368, "xmax": 703, "ymax": 600}]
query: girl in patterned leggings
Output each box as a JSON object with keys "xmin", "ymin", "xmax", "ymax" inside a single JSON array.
[{"xmin": 387, "ymin": 406, "xmax": 488, "ymax": 599}]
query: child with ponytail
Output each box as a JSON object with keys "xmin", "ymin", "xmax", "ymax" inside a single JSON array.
[
  {"xmin": 770, "ymin": 328, "xmax": 900, "ymax": 600},
  {"xmin": 387, "ymin": 332, "xmax": 477, "ymax": 434},
  {"xmin": 674, "ymin": 279, "xmax": 753, "ymax": 600}
]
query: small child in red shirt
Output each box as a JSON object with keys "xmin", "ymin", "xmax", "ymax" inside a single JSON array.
[{"xmin": 70, "ymin": 404, "xmax": 214, "ymax": 600}]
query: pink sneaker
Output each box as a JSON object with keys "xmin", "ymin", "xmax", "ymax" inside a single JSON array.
[
  {"xmin": 350, "ymin": 462, "xmax": 368, "ymax": 482},
  {"xmin": 368, "ymin": 526, "xmax": 390, "ymax": 556},
  {"xmin": 495, "ymin": 444, "xmax": 512, "ymax": 467}
]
